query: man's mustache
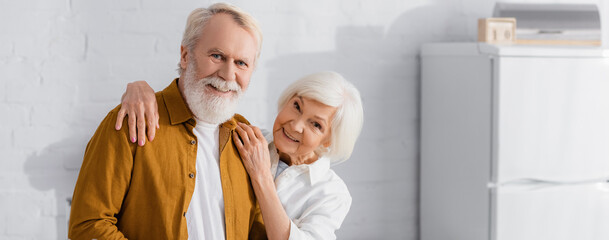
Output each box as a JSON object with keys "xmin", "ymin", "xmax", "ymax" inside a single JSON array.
[{"xmin": 196, "ymin": 76, "xmax": 242, "ymax": 94}]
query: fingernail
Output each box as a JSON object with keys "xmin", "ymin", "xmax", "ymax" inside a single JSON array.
[
  {"xmin": 131, "ymin": 137, "xmax": 136, "ymax": 143},
  {"xmin": 139, "ymin": 140, "xmax": 144, "ymax": 146},
  {"xmin": 115, "ymin": 125, "xmax": 119, "ymax": 130}
]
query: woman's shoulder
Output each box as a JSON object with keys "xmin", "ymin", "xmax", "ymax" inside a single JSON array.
[
  {"xmin": 311, "ymin": 161, "xmax": 351, "ymax": 197},
  {"xmin": 260, "ymin": 128, "xmax": 273, "ymax": 142}
]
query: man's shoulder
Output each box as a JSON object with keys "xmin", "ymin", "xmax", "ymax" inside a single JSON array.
[
  {"xmin": 232, "ymin": 113, "xmax": 250, "ymax": 125},
  {"xmin": 154, "ymin": 90, "xmax": 165, "ymax": 109},
  {"xmin": 107, "ymin": 104, "xmax": 122, "ymax": 119},
  {"xmin": 219, "ymin": 114, "xmax": 250, "ymax": 131}
]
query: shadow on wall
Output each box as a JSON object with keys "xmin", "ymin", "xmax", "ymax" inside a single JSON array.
[
  {"xmin": 24, "ymin": 136, "xmax": 87, "ymax": 239},
  {"xmin": 20, "ymin": 1, "xmax": 121, "ymax": 238},
  {"xmin": 264, "ymin": 3, "xmax": 475, "ymax": 238}
]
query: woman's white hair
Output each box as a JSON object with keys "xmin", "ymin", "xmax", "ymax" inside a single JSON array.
[
  {"xmin": 177, "ymin": 3, "xmax": 262, "ymax": 75},
  {"xmin": 277, "ymin": 71, "xmax": 364, "ymax": 165}
]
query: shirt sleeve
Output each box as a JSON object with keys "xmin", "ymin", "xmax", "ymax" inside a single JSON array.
[
  {"xmin": 69, "ymin": 108, "xmax": 135, "ymax": 240},
  {"xmin": 287, "ymin": 191, "xmax": 352, "ymax": 240}
]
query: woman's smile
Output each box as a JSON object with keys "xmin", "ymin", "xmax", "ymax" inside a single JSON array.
[{"xmin": 282, "ymin": 128, "xmax": 299, "ymax": 142}]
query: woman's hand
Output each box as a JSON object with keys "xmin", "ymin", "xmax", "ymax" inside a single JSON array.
[
  {"xmin": 233, "ymin": 122, "xmax": 272, "ymax": 182},
  {"xmin": 115, "ymin": 81, "xmax": 159, "ymax": 146}
]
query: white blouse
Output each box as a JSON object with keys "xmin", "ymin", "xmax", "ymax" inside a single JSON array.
[{"xmin": 268, "ymin": 143, "xmax": 352, "ymax": 240}]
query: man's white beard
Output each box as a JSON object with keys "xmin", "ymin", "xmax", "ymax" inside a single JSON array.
[{"xmin": 181, "ymin": 62, "xmax": 243, "ymax": 125}]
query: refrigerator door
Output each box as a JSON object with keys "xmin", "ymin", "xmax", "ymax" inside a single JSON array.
[
  {"xmin": 493, "ymin": 182, "xmax": 609, "ymax": 240},
  {"xmin": 495, "ymin": 56, "xmax": 609, "ymax": 183}
]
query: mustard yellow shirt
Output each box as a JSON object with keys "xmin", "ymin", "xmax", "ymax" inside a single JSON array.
[{"xmin": 69, "ymin": 79, "xmax": 266, "ymax": 240}]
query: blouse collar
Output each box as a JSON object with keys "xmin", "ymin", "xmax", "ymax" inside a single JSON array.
[{"xmin": 269, "ymin": 142, "xmax": 331, "ymax": 185}]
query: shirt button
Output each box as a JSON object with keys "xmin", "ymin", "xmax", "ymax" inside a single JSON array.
[
  {"xmin": 189, "ymin": 173, "xmax": 195, "ymax": 178},
  {"xmin": 190, "ymin": 140, "xmax": 196, "ymax": 145}
]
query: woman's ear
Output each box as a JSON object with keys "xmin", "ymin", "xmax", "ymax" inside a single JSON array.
[
  {"xmin": 180, "ymin": 45, "xmax": 188, "ymax": 70},
  {"xmin": 315, "ymin": 144, "xmax": 330, "ymax": 158},
  {"xmin": 322, "ymin": 138, "xmax": 331, "ymax": 148}
]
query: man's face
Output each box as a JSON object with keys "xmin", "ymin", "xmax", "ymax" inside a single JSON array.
[
  {"xmin": 178, "ymin": 13, "xmax": 258, "ymax": 124},
  {"xmin": 180, "ymin": 13, "xmax": 257, "ymax": 98}
]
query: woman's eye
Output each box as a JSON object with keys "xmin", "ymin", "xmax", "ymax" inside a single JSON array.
[
  {"xmin": 313, "ymin": 122, "xmax": 322, "ymax": 130},
  {"xmin": 293, "ymin": 101, "xmax": 300, "ymax": 111}
]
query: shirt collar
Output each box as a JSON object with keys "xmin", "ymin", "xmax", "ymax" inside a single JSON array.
[
  {"xmin": 269, "ymin": 142, "xmax": 331, "ymax": 185},
  {"xmin": 161, "ymin": 78, "xmax": 194, "ymax": 125},
  {"xmin": 307, "ymin": 157, "xmax": 330, "ymax": 185}
]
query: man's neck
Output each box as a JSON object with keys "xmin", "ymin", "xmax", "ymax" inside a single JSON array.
[{"xmin": 195, "ymin": 118, "xmax": 221, "ymax": 128}]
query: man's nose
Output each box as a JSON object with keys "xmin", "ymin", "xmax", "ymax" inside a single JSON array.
[{"xmin": 218, "ymin": 61, "xmax": 236, "ymax": 82}]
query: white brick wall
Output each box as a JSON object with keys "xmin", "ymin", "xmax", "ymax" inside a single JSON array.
[{"xmin": 1, "ymin": 0, "xmax": 607, "ymax": 239}]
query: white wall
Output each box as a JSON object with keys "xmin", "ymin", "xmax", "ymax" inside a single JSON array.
[{"xmin": 0, "ymin": 0, "xmax": 606, "ymax": 239}]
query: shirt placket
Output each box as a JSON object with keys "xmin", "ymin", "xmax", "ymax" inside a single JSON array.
[{"xmin": 183, "ymin": 119, "xmax": 198, "ymax": 219}]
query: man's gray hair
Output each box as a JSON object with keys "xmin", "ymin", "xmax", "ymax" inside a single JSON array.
[
  {"xmin": 277, "ymin": 71, "xmax": 364, "ymax": 165},
  {"xmin": 177, "ymin": 3, "xmax": 263, "ymax": 75}
]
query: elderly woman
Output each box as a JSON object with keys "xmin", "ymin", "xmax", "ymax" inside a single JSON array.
[{"xmin": 117, "ymin": 71, "xmax": 363, "ymax": 239}]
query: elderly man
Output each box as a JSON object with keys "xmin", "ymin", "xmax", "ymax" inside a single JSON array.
[{"xmin": 69, "ymin": 3, "xmax": 266, "ymax": 240}]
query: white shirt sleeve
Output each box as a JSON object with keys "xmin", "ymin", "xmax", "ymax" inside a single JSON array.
[{"xmin": 287, "ymin": 191, "xmax": 352, "ymax": 240}]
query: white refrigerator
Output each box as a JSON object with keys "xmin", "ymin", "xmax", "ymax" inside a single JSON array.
[{"xmin": 420, "ymin": 42, "xmax": 609, "ymax": 240}]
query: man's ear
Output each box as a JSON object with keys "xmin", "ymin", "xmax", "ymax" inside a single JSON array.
[{"xmin": 180, "ymin": 45, "xmax": 188, "ymax": 70}]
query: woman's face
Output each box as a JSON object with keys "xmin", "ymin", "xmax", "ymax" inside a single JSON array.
[{"xmin": 273, "ymin": 95, "xmax": 336, "ymax": 161}]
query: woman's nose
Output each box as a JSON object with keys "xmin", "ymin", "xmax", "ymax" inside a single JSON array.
[{"xmin": 292, "ymin": 118, "xmax": 306, "ymax": 133}]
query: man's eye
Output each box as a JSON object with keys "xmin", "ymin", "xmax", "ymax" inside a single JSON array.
[
  {"xmin": 293, "ymin": 101, "xmax": 300, "ymax": 111},
  {"xmin": 211, "ymin": 54, "xmax": 222, "ymax": 59},
  {"xmin": 236, "ymin": 60, "xmax": 247, "ymax": 67}
]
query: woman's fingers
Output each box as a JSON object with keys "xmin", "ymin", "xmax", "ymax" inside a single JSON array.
[
  {"xmin": 116, "ymin": 108, "xmax": 127, "ymax": 130},
  {"xmin": 233, "ymin": 130, "xmax": 253, "ymax": 164},
  {"xmin": 238, "ymin": 122, "xmax": 263, "ymax": 143},
  {"xmin": 235, "ymin": 124, "xmax": 252, "ymax": 147},
  {"xmin": 144, "ymin": 100, "xmax": 158, "ymax": 142},
  {"xmin": 136, "ymin": 104, "xmax": 146, "ymax": 146},
  {"xmin": 232, "ymin": 131, "xmax": 245, "ymax": 152},
  {"xmin": 242, "ymin": 124, "xmax": 257, "ymax": 142},
  {"xmin": 251, "ymin": 125, "xmax": 266, "ymax": 143},
  {"xmin": 234, "ymin": 123, "xmax": 273, "ymax": 180},
  {"xmin": 155, "ymin": 111, "xmax": 160, "ymax": 129},
  {"xmin": 128, "ymin": 110, "xmax": 137, "ymax": 143},
  {"xmin": 119, "ymin": 80, "xmax": 159, "ymax": 145},
  {"xmin": 146, "ymin": 111, "xmax": 156, "ymax": 142},
  {"xmin": 233, "ymin": 131, "xmax": 257, "ymax": 175}
]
